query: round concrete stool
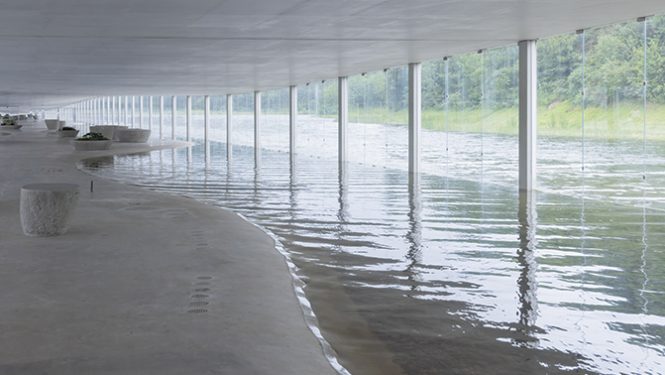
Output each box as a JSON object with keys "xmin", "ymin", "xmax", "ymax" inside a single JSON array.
[{"xmin": 20, "ymin": 183, "xmax": 79, "ymax": 237}]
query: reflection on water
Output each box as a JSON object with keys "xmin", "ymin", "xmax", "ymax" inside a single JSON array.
[{"xmin": 81, "ymin": 136, "xmax": 665, "ymax": 375}]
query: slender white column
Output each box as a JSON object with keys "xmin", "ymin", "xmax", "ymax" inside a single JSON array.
[
  {"xmin": 289, "ymin": 85, "xmax": 297, "ymax": 164},
  {"xmin": 112, "ymin": 97, "xmax": 116, "ymax": 124},
  {"xmin": 204, "ymin": 95, "xmax": 210, "ymax": 144},
  {"xmin": 139, "ymin": 96, "xmax": 144, "ymax": 128},
  {"xmin": 131, "ymin": 96, "xmax": 136, "ymax": 128},
  {"xmin": 338, "ymin": 76, "xmax": 348, "ymax": 167},
  {"xmin": 171, "ymin": 96, "xmax": 177, "ymax": 140},
  {"xmin": 254, "ymin": 91, "xmax": 261, "ymax": 168},
  {"xmin": 159, "ymin": 96, "xmax": 164, "ymax": 140},
  {"xmin": 148, "ymin": 96, "xmax": 153, "ymax": 130},
  {"xmin": 519, "ymin": 40, "xmax": 538, "ymax": 192},
  {"xmin": 125, "ymin": 96, "xmax": 129, "ymax": 126},
  {"xmin": 186, "ymin": 95, "xmax": 192, "ymax": 141},
  {"xmin": 408, "ymin": 62, "xmax": 422, "ymax": 177},
  {"xmin": 226, "ymin": 94, "xmax": 233, "ymax": 161}
]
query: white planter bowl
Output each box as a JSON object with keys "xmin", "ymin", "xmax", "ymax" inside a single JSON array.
[
  {"xmin": 115, "ymin": 129, "xmax": 151, "ymax": 143},
  {"xmin": 0, "ymin": 124, "xmax": 22, "ymax": 130},
  {"xmin": 73, "ymin": 140, "xmax": 113, "ymax": 151},
  {"xmin": 58, "ymin": 129, "xmax": 79, "ymax": 138},
  {"xmin": 45, "ymin": 119, "xmax": 60, "ymax": 130},
  {"xmin": 89, "ymin": 125, "xmax": 128, "ymax": 141}
]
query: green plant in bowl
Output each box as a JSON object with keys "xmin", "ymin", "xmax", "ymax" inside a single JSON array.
[
  {"xmin": 76, "ymin": 132, "xmax": 109, "ymax": 141},
  {"xmin": 1, "ymin": 115, "xmax": 17, "ymax": 126}
]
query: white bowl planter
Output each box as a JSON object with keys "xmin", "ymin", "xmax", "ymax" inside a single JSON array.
[
  {"xmin": 115, "ymin": 129, "xmax": 151, "ymax": 143},
  {"xmin": 58, "ymin": 129, "xmax": 79, "ymax": 138},
  {"xmin": 0, "ymin": 124, "xmax": 22, "ymax": 130},
  {"xmin": 45, "ymin": 119, "xmax": 61, "ymax": 130},
  {"xmin": 90, "ymin": 125, "xmax": 128, "ymax": 141},
  {"xmin": 72, "ymin": 140, "xmax": 113, "ymax": 151}
]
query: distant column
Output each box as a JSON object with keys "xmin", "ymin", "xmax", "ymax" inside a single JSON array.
[
  {"xmin": 159, "ymin": 96, "xmax": 164, "ymax": 140},
  {"xmin": 289, "ymin": 85, "xmax": 297, "ymax": 165},
  {"xmin": 171, "ymin": 96, "xmax": 177, "ymax": 140},
  {"xmin": 226, "ymin": 94, "xmax": 233, "ymax": 161},
  {"xmin": 519, "ymin": 40, "xmax": 537, "ymax": 192},
  {"xmin": 132, "ymin": 95, "xmax": 136, "ymax": 128},
  {"xmin": 124, "ymin": 96, "xmax": 129, "ymax": 126},
  {"xmin": 204, "ymin": 95, "xmax": 210, "ymax": 144},
  {"xmin": 408, "ymin": 62, "xmax": 422, "ymax": 179},
  {"xmin": 139, "ymin": 96, "xmax": 144, "ymax": 128},
  {"xmin": 148, "ymin": 96, "xmax": 153, "ymax": 131},
  {"xmin": 254, "ymin": 91, "xmax": 261, "ymax": 168},
  {"xmin": 338, "ymin": 76, "xmax": 348, "ymax": 168},
  {"xmin": 186, "ymin": 95, "xmax": 192, "ymax": 141}
]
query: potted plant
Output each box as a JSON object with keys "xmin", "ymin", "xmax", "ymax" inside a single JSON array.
[
  {"xmin": 115, "ymin": 128, "xmax": 151, "ymax": 143},
  {"xmin": 44, "ymin": 119, "xmax": 61, "ymax": 130},
  {"xmin": 72, "ymin": 132, "xmax": 113, "ymax": 151},
  {"xmin": 1, "ymin": 115, "xmax": 22, "ymax": 130},
  {"xmin": 89, "ymin": 125, "xmax": 128, "ymax": 141},
  {"xmin": 58, "ymin": 126, "xmax": 79, "ymax": 138}
]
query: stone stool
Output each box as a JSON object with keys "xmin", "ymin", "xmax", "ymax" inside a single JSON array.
[{"xmin": 20, "ymin": 183, "xmax": 79, "ymax": 237}]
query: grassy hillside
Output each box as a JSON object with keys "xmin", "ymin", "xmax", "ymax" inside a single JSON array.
[{"xmin": 342, "ymin": 101, "xmax": 665, "ymax": 140}]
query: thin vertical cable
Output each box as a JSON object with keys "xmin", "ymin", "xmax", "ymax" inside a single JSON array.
[
  {"xmin": 642, "ymin": 17, "xmax": 648, "ymax": 181},
  {"xmin": 579, "ymin": 29, "xmax": 586, "ymax": 172},
  {"xmin": 444, "ymin": 58, "xmax": 450, "ymax": 156},
  {"xmin": 479, "ymin": 50, "xmax": 485, "ymax": 157}
]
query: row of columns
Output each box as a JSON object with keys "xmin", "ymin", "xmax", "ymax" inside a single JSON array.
[{"xmin": 64, "ymin": 40, "xmax": 537, "ymax": 192}]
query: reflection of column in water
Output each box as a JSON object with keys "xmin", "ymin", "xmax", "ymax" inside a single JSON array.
[
  {"xmin": 517, "ymin": 191, "xmax": 539, "ymax": 328},
  {"xmin": 574, "ymin": 173, "xmax": 589, "ymax": 351},
  {"xmin": 204, "ymin": 140, "xmax": 211, "ymax": 169},
  {"xmin": 289, "ymin": 159, "xmax": 297, "ymax": 226},
  {"xmin": 335, "ymin": 165, "xmax": 349, "ymax": 256},
  {"xmin": 170, "ymin": 148, "xmax": 176, "ymax": 177},
  {"xmin": 405, "ymin": 177, "xmax": 423, "ymax": 293},
  {"xmin": 640, "ymin": 194, "xmax": 650, "ymax": 314},
  {"xmin": 253, "ymin": 167, "xmax": 261, "ymax": 203},
  {"xmin": 186, "ymin": 147, "xmax": 193, "ymax": 177}
]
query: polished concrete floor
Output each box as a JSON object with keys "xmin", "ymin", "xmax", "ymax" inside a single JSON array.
[{"xmin": 0, "ymin": 124, "xmax": 337, "ymax": 374}]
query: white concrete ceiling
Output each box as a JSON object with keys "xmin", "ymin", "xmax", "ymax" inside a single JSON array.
[{"xmin": 2, "ymin": 0, "xmax": 665, "ymax": 111}]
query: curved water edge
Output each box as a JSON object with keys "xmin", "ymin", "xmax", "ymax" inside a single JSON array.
[
  {"xmin": 79, "ymin": 139, "xmax": 665, "ymax": 375},
  {"xmin": 75, "ymin": 148, "xmax": 351, "ymax": 375}
]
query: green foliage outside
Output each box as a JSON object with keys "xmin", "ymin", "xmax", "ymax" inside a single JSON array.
[
  {"xmin": 183, "ymin": 16, "xmax": 665, "ymax": 140},
  {"xmin": 303, "ymin": 16, "xmax": 665, "ymax": 140}
]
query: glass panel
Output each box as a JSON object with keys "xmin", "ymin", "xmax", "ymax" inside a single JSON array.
[
  {"xmin": 175, "ymin": 96, "xmax": 187, "ymax": 140},
  {"xmin": 447, "ymin": 52, "xmax": 482, "ymax": 182},
  {"xmin": 191, "ymin": 96, "xmax": 205, "ymax": 142},
  {"xmin": 297, "ymin": 80, "xmax": 338, "ymax": 159},
  {"xmin": 231, "ymin": 93, "xmax": 254, "ymax": 152},
  {"xmin": 261, "ymin": 88, "xmax": 289, "ymax": 153},
  {"xmin": 645, "ymin": 16, "xmax": 665, "ymax": 209},
  {"xmin": 585, "ymin": 21, "xmax": 644, "ymax": 203},
  {"xmin": 348, "ymin": 66, "xmax": 408, "ymax": 169},
  {"xmin": 210, "ymin": 95, "xmax": 227, "ymax": 143},
  {"xmin": 537, "ymin": 31, "xmax": 585, "ymax": 195}
]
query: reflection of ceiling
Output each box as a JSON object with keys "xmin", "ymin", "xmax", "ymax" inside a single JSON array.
[{"xmin": 1, "ymin": 0, "xmax": 664, "ymax": 110}]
